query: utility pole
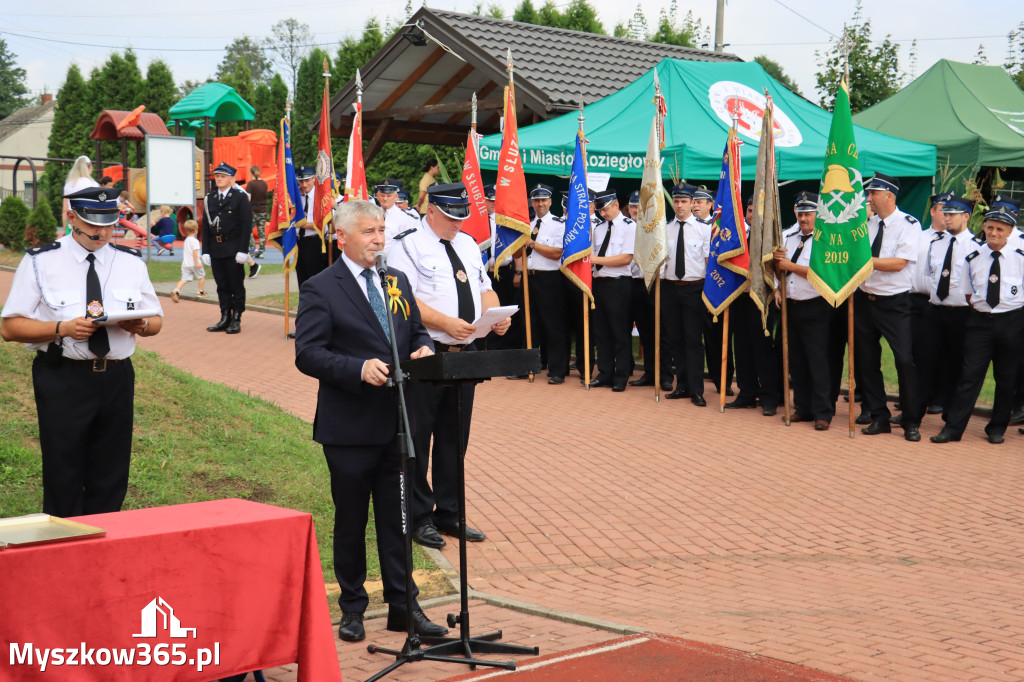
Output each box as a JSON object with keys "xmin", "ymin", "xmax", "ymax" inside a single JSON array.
[{"xmin": 714, "ymin": 0, "xmax": 725, "ymax": 52}]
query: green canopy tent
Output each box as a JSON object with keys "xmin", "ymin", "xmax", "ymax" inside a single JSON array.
[
  {"xmin": 855, "ymin": 59, "xmax": 1024, "ymax": 172},
  {"xmin": 479, "ymin": 58, "xmax": 937, "ymax": 215}
]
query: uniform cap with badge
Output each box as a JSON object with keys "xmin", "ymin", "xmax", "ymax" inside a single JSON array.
[
  {"xmin": 692, "ymin": 185, "xmax": 715, "ymax": 202},
  {"xmin": 593, "ymin": 189, "xmax": 618, "ymax": 210},
  {"xmin": 375, "ymin": 178, "xmax": 402, "ymax": 194},
  {"xmin": 213, "ymin": 162, "xmax": 237, "ymax": 176},
  {"xmin": 794, "ymin": 191, "xmax": 818, "ymax": 213},
  {"xmin": 295, "ymin": 165, "xmax": 316, "ymax": 181},
  {"xmin": 670, "ymin": 182, "xmax": 694, "ymax": 198},
  {"xmin": 865, "ymin": 172, "xmax": 900, "ymax": 194},
  {"xmin": 628, "ymin": 190, "xmax": 641, "ymax": 206},
  {"xmin": 983, "ymin": 206, "xmax": 1018, "ymax": 226},
  {"xmin": 484, "ymin": 184, "xmax": 496, "ymax": 201},
  {"xmin": 529, "ymin": 183, "xmax": 553, "ymax": 200},
  {"xmin": 939, "ymin": 195, "xmax": 974, "ymax": 214},
  {"xmin": 428, "ymin": 182, "xmax": 471, "ymax": 219},
  {"xmin": 930, "ymin": 191, "xmax": 954, "ymax": 206},
  {"xmin": 990, "ymin": 195, "xmax": 1021, "ymax": 219},
  {"xmin": 64, "ymin": 187, "xmax": 121, "ymax": 226}
]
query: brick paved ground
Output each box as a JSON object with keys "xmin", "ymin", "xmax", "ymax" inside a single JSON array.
[{"xmin": 4, "ymin": 267, "xmax": 1023, "ymax": 681}]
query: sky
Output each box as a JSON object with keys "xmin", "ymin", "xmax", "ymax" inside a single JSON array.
[{"xmin": 4, "ymin": 0, "xmax": 1023, "ymax": 107}]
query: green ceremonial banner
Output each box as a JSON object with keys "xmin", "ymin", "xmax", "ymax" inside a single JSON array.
[{"xmin": 807, "ymin": 77, "xmax": 873, "ymax": 307}]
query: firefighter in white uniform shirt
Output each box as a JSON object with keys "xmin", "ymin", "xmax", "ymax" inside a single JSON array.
[
  {"xmin": 589, "ymin": 189, "xmax": 636, "ymax": 392},
  {"xmin": 377, "ymin": 178, "xmax": 420, "ymax": 247}
]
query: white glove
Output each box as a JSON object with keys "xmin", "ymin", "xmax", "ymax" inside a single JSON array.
[
  {"xmin": 201, "ymin": 254, "xmax": 211, "ymax": 266},
  {"xmin": 234, "ymin": 252, "xmax": 248, "ymax": 265}
]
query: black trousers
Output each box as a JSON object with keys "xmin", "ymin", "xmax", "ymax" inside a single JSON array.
[
  {"xmin": 33, "ymin": 355, "xmax": 134, "ymax": 517},
  {"xmin": 529, "ymin": 270, "xmax": 569, "ymax": 378},
  {"xmin": 920, "ymin": 304, "xmax": 969, "ymax": 420},
  {"xmin": 704, "ymin": 311, "xmax": 734, "ymax": 393},
  {"xmin": 787, "ymin": 298, "xmax": 834, "ymax": 421},
  {"xmin": 629, "ymin": 277, "xmax": 661, "ymax": 375},
  {"xmin": 661, "ymin": 282, "xmax": 706, "ymax": 396},
  {"xmin": 827, "ymin": 299, "xmax": 850, "ymax": 405},
  {"xmin": 296, "ymin": 235, "xmax": 328, "ymax": 288},
  {"xmin": 410, "ymin": 359, "xmax": 475, "ymax": 529},
  {"xmin": 909, "ymin": 293, "xmax": 936, "ymax": 408},
  {"xmin": 731, "ymin": 295, "xmax": 780, "ymax": 409},
  {"xmin": 486, "ymin": 264, "xmax": 524, "ymax": 350},
  {"xmin": 592, "ymin": 277, "xmax": 632, "ymax": 385},
  {"xmin": 945, "ymin": 309, "xmax": 1023, "ymax": 437},
  {"xmin": 853, "ymin": 291, "xmax": 922, "ymax": 427},
  {"xmin": 211, "ymin": 257, "xmax": 245, "ymax": 315},
  {"xmin": 322, "ymin": 440, "xmax": 418, "ymax": 614}
]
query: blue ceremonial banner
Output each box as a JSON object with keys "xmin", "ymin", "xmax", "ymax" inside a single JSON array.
[
  {"xmin": 268, "ymin": 117, "xmax": 305, "ymax": 271},
  {"xmin": 560, "ymin": 132, "xmax": 593, "ymax": 305},
  {"xmin": 703, "ymin": 130, "xmax": 750, "ymax": 318}
]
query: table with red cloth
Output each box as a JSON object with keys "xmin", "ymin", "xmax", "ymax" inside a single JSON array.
[{"xmin": 0, "ymin": 499, "xmax": 343, "ymax": 681}]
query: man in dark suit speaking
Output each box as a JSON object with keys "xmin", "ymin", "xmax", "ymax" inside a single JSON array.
[{"xmin": 294, "ymin": 200, "xmax": 447, "ymax": 643}]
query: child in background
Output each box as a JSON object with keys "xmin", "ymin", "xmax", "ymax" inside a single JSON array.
[
  {"xmin": 171, "ymin": 220, "xmax": 207, "ymax": 302},
  {"xmin": 149, "ymin": 205, "xmax": 177, "ymax": 255}
]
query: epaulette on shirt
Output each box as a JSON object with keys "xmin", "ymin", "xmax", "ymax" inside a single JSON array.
[
  {"xmin": 27, "ymin": 240, "xmax": 60, "ymax": 256},
  {"xmin": 111, "ymin": 243, "xmax": 141, "ymax": 257},
  {"xmin": 906, "ymin": 215, "xmax": 919, "ymax": 224},
  {"xmin": 554, "ymin": 215, "xmax": 565, "ymax": 223},
  {"xmin": 965, "ymin": 251, "xmax": 981, "ymax": 263},
  {"xmin": 1017, "ymin": 248, "xmax": 1024, "ymax": 258},
  {"xmin": 622, "ymin": 217, "xmax": 634, "ymax": 224},
  {"xmin": 394, "ymin": 228, "xmax": 417, "ymax": 241},
  {"xmin": 972, "ymin": 234, "xmax": 985, "ymax": 245}
]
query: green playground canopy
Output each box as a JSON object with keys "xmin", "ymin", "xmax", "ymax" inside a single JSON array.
[
  {"xmin": 479, "ymin": 58, "xmax": 936, "ymax": 181},
  {"xmin": 169, "ymin": 82, "xmax": 255, "ymax": 124},
  {"xmin": 854, "ymin": 59, "xmax": 1024, "ymax": 170}
]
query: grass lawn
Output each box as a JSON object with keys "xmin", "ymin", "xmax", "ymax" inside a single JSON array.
[
  {"xmin": 0, "ymin": 342, "xmax": 449, "ymax": 615},
  {"xmin": 249, "ymin": 292, "xmax": 299, "ymax": 313}
]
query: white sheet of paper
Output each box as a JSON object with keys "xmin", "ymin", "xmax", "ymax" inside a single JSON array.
[
  {"xmin": 465, "ymin": 305, "xmax": 519, "ymax": 343},
  {"xmin": 96, "ymin": 309, "xmax": 161, "ymax": 326}
]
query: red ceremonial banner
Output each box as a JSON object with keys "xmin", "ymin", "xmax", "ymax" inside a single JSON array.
[
  {"xmin": 313, "ymin": 81, "xmax": 335, "ymax": 233},
  {"xmin": 344, "ymin": 102, "xmax": 368, "ymax": 201},
  {"xmin": 460, "ymin": 130, "xmax": 491, "ymax": 247},
  {"xmin": 492, "ymin": 84, "xmax": 530, "ymax": 269}
]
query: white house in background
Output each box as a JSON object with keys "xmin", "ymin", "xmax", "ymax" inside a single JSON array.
[{"xmin": 0, "ymin": 94, "xmax": 56, "ymax": 207}]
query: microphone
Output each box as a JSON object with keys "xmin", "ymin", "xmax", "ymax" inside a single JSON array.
[
  {"xmin": 73, "ymin": 227, "xmax": 102, "ymax": 241},
  {"xmin": 374, "ymin": 251, "xmax": 388, "ymax": 276}
]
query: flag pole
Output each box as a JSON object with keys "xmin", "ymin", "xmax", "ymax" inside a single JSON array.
[
  {"xmin": 505, "ymin": 51, "xmax": 534, "ymax": 384},
  {"xmin": 720, "ymin": 308, "xmax": 729, "ymax": 412},
  {"xmin": 323, "ymin": 56, "xmax": 334, "ymax": 266},
  {"xmin": 577, "ymin": 94, "xmax": 591, "ymax": 390},
  {"xmin": 767, "ymin": 91, "xmax": 791, "ymax": 425},
  {"xmin": 653, "ymin": 75, "xmax": 664, "ymax": 402},
  {"xmin": 848, "ymin": 296, "xmax": 856, "ymax": 438},
  {"xmin": 284, "ymin": 100, "xmax": 293, "ymax": 338}
]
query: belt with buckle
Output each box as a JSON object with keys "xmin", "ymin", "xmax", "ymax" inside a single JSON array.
[
  {"xmin": 670, "ymin": 279, "xmax": 703, "ymax": 286},
  {"xmin": 36, "ymin": 352, "xmax": 127, "ymax": 372},
  {"xmin": 434, "ymin": 342, "xmax": 466, "ymax": 353},
  {"xmin": 215, "ymin": 236, "xmax": 223, "ymax": 243}
]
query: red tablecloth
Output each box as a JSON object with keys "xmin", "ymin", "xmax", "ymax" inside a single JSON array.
[{"xmin": 0, "ymin": 499, "xmax": 343, "ymax": 681}]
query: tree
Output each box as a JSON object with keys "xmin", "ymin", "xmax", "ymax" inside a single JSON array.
[
  {"xmin": 537, "ymin": 1, "xmax": 564, "ymax": 29},
  {"xmin": 143, "ymin": 59, "xmax": 177, "ymax": 123},
  {"xmin": 41, "ymin": 64, "xmax": 93, "ymax": 219},
  {"xmin": 26, "ymin": 197, "xmax": 58, "ymax": 246},
  {"xmin": 267, "ymin": 18, "xmax": 312, "ymax": 96},
  {"xmin": 0, "ymin": 195, "xmax": 30, "ymax": 251},
  {"xmin": 0, "ymin": 37, "xmax": 29, "ymax": 119},
  {"xmin": 219, "ymin": 60, "xmax": 254, "ymax": 105},
  {"xmin": 333, "ymin": 18, "xmax": 385, "ymax": 91},
  {"xmin": 472, "ymin": 2, "xmax": 504, "ymax": 18},
  {"xmin": 974, "ymin": 44, "xmax": 989, "ymax": 65},
  {"xmin": 754, "ymin": 55, "xmax": 801, "ymax": 96},
  {"xmin": 648, "ymin": 8, "xmax": 708, "ymax": 47},
  {"xmin": 179, "ymin": 79, "xmax": 205, "ymax": 99},
  {"xmin": 253, "ymin": 73, "xmax": 288, "ymax": 133},
  {"xmin": 561, "ymin": 0, "xmax": 603, "ymax": 33},
  {"xmin": 87, "ymin": 51, "xmax": 146, "ymax": 164},
  {"xmin": 513, "ymin": 0, "xmax": 538, "ymax": 24},
  {"xmin": 1004, "ymin": 22, "xmax": 1024, "ymax": 90},
  {"xmin": 814, "ymin": 1, "xmax": 900, "ymax": 113},
  {"xmin": 216, "ymin": 36, "xmax": 272, "ymax": 87},
  {"xmin": 291, "ymin": 48, "xmax": 330, "ymax": 166},
  {"xmin": 627, "ymin": 4, "xmax": 648, "ymax": 41}
]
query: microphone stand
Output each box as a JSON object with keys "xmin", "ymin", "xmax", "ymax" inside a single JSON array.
[{"xmin": 366, "ymin": 258, "xmax": 515, "ymax": 681}]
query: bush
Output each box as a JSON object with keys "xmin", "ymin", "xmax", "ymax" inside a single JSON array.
[
  {"xmin": 26, "ymin": 200, "xmax": 58, "ymax": 246},
  {"xmin": 0, "ymin": 196, "xmax": 30, "ymax": 251}
]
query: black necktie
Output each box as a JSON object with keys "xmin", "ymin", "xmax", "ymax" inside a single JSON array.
[
  {"xmin": 871, "ymin": 219, "xmax": 885, "ymax": 257},
  {"xmin": 936, "ymin": 233, "xmax": 955, "ymax": 301},
  {"xmin": 85, "ymin": 253, "xmax": 110, "ymax": 358},
  {"xmin": 303, "ymin": 193, "xmax": 309, "ymax": 216},
  {"xmin": 791, "ymin": 233, "xmax": 812, "ymax": 265},
  {"xmin": 527, "ymin": 217, "xmax": 541, "ymax": 256},
  {"xmin": 595, "ymin": 221, "xmax": 612, "ymax": 271},
  {"xmin": 441, "ymin": 239, "xmax": 475, "ymax": 323},
  {"xmin": 986, "ymin": 251, "xmax": 1001, "ymax": 309},
  {"xmin": 674, "ymin": 220, "xmax": 686, "ymax": 279}
]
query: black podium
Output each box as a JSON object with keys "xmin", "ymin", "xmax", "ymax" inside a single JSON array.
[{"xmin": 367, "ymin": 348, "xmax": 541, "ymax": 679}]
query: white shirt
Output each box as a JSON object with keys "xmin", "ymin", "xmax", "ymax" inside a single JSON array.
[
  {"xmin": 926, "ymin": 229, "xmax": 974, "ymax": 307},
  {"xmin": 782, "ymin": 229, "xmax": 820, "ymax": 301},
  {"xmin": 662, "ymin": 215, "xmax": 710, "ymax": 282},
  {"xmin": 860, "ymin": 209, "xmax": 920, "ymax": 295},
  {"xmin": 300, "ymin": 187, "xmax": 317, "ymax": 237},
  {"xmin": 2, "ymin": 235, "xmax": 163, "ymax": 360},
  {"xmin": 182, "ymin": 235, "xmax": 202, "ymax": 269},
  {"xmin": 383, "ymin": 204, "xmax": 421, "ymax": 248},
  {"xmin": 386, "ymin": 221, "xmax": 493, "ymax": 344},
  {"xmin": 527, "ymin": 212, "xmax": 565, "ymax": 272},
  {"xmin": 341, "ymin": 252, "xmax": 388, "ymax": 306},
  {"xmin": 781, "ymin": 221, "xmax": 801, "ymax": 242},
  {"xmin": 963, "ymin": 244, "xmax": 1024, "ymax": 313},
  {"xmin": 910, "ymin": 227, "xmax": 941, "ymax": 295},
  {"xmin": 592, "ymin": 214, "xmax": 636, "ymax": 279}
]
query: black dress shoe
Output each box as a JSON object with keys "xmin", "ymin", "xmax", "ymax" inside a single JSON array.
[
  {"xmin": 436, "ymin": 522, "xmax": 486, "ymax": 542},
  {"xmin": 904, "ymin": 426, "xmax": 921, "ymax": 442},
  {"xmin": 725, "ymin": 398, "xmax": 756, "ymax": 409},
  {"xmin": 855, "ymin": 411, "xmax": 872, "ymax": 425},
  {"xmin": 660, "ymin": 381, "xmax": 674, "ymax": 392},
  {"xmin": 814, "ymin": 420, "xmax": 831, "ymax": 431},
  {"xmin": 691, "ymin": 395, "xmax": 706, "ymax": 407},
  {"xmin": 861, "ymin": 420, "xmax": 891, "ymax": 435},
  {"xmin": 548, "ymin": 376, "xmax": 565, "ymax": 385},
  {"xmin": 506, "ymin": 374, "xmax": 529, "ymax": 380},
  {"xmin": 1008, "ymin": 406, "xmax": 1024, "ymax": 424},
  {"xmin": 207, "ymin": 313, "xmax": 230, "ymax": 332},
  {"xmin": 726, "ymin": 387, "xmax": 734, "ymax": 396},
  {"xmin": 412, "ymin": 524, "xmax": 446, "ymax": 549},
  {"xmin": 588, "ymin": 377, "xmax": 612, "ymax": 388},
  {"xmin": 612, "ymin": 383, "xmax": 626, "ymax": 392},
  {"xmin": 338, "ymin": 612, "xmax": 365, "ymax": 642},
  {"xmin": 930, "ymin": 429, "xmax": 961, "ymax": 443},
  {"xmin": 665, "ymin": 388, "xmax": 690, "ymax": 399},
  {"xmin": 889, "ymin": 413, "xmax": 903, "ymax": 425},
  {"xmin": 761, "ymin": 405, "xmax": 777, "ymax": 417},
  {"xmin": 629, "ymin": 374, "xmax": 654, "ymax": 386},
  {"xmin": 386, "ymin": 608, "xmax": 449, "ymax": 637},
  {"xmin": 987, "ymin": 432, "xmax": 1005, "ymax": 444},
  {"xmin": 287, "ymin": 331, "xmax": 296, "ymax": 339},
  {"xmin": 927, "ymin": 404, "xmax": 944, "ymax": 415}
]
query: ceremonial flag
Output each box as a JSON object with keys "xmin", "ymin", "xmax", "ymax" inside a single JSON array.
[
  {"xmin": 312, "ymin": 75, "xmax": 335, "ymax": 237},
  {"xmin": 634, "ymin": 68, "xmax": 668, "ymax": 292},
  {"xmin": 267, "ymin": 117, "xmax": 304, "ymax": 272},
  {"xmin": 460, "ymin": 130, "xmax": 492, "ymax": 250},
  {"xmin": 807, "ymin": 74, "xmax": 872, "ymax": 305},
  {"xmin": 748, "ymin": 94, "xmax": 782, "ymax": 329},
  {"xmin": 344, "ymin": 101, "xmax": 368, "ymax": 201},
  {"xmin": 703, "ymin": 129, "xmax": 750, "ymax": 318},
  {"xmin": 560, "ymin": 131, "xmax": 593, "ymax": 305},
  {"xmin": 492, "ymin": 81, "xmax": 530, "ymax": 272}
]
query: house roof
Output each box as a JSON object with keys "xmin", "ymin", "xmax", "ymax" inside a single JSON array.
[
  {"xmin": 321, "ymin": 7, "xmax": 740, "ymax": 153},
  {"xmin": 0, "ymin": 100, "xmax": 56, "ymax": 145}
]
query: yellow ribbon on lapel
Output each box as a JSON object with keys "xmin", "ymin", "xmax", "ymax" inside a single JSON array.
[{"xmin": 385, "ymin": 275, "xmax": 410, "ymax": 319}]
